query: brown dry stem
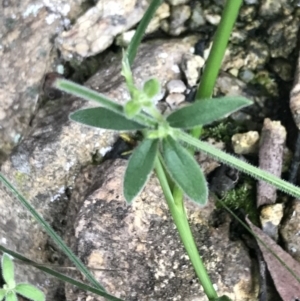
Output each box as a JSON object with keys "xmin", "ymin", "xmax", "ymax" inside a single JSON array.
[{"xmin": 257, "ymin": 118, "xmax": 286, "ymax": 207}]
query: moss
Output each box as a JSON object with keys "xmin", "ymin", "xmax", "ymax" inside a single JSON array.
[
  {"xmin": 250, "ymin": 70, "xmax": 278, "ymax": 97},
  {"xmin": 14, "ymin": 171, "xmax": 30, "ymax": 199},
  {"xmin": 202, "ymin": 120, "xmax": 246, "ymax": 143},
  {"xmin": 216, "ymin": 178, "xmax": 259, "ymax": 223}
]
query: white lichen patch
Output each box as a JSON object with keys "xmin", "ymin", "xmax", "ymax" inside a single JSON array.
[{"xmin": 22, "ymin": 3, "xmax": 44, "ymax": 18}]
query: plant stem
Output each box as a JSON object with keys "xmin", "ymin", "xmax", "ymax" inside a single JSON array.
[
  {"xmin": 127, "ymin": 0, "xmax": 162, "ymax": 65},
  {"xmin": 192, "ymin": 0, "xmax": 243, "ymax": 138},
  {"xmin": 154, "ymin": 157, "xmax": 218, "ymax": 300}
]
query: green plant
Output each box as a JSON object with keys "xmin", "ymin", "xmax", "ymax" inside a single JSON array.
[
  {"xmin": 53, "ymin": 53, "xmax": 300, "ymax": 300},
  {"xmin": 0, "ymin": 1, "xmax": 299, "ymax": 301},
  {"xmin": 0, "ymin": 254, "xmax": 45, "ymax": 301}
]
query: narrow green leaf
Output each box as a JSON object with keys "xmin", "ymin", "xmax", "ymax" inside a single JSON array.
[
  {"xmin": 15, "ymin": 284, "xmax": 45, "ymax": 301},
  {"xmin": 126, "ymin": 0, "xmax": 162, "ymax": 65},
  {"xmin": 1, "ymin": 254, "xmax": 15, "ymax": 289},
  {"xmin": 70, "ymin": 107, "xmax": 145, "ymax": 130},
  {"xmin": 143, "ymin": 78, "xmax": 160, "ymax": 98},
  {"xmin": 124, "ymin": 139, "xmax": 159, "ymax": 203},
  {"xmin": 5, "ymin": 291, "xmax": 17, "ymax": 301},
  {"xmin": 54, "ymin": 79, "xmax": 124, "ymax": 115},
  {"xmin": 161, "ymin": 136, "xmax": 208, "ymax": 205},
  {"xmin": 167, "ymin": 97, "xmax": 252, "ymax": 129},
  {"xmin": 0, "ymin": 289, "xmax": 5, "ymax": 301}
]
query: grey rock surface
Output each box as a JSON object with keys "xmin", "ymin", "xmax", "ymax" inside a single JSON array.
[
  {"xmin": 64, "ymin": 159, "xmax": 256, "ymax": 301},
  {"xmin": 0, "ymin": 37, "xmax": 198, "ymax": 300},
  {"xmin": 280, "ymin": 200, "xmax": 300, "ymax": 263},
  {"xmin": 0, "ymin": 1, "xmax": 68, "ymax": 161},
  {"xmin": 56, "ymin": 0, "xmax": 149, "ymax": 59}
]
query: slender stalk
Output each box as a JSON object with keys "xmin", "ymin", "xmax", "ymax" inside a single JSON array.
[
  {"xmin": 154, "ymin": 157, "xmax": 218, "ymax": 300},
  {"xmin": 159, "ymin": 1, "xmax": 243, "ymax": 298},
  {"xmin": 192, "ymin": 0, "xmax": 243, "ymax": 138},
  {"xmin": 127, "ymin": 0, "xmax": 162, "ymax": 65}
]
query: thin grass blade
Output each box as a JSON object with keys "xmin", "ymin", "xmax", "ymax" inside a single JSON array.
[{"xmin": 126, "ymin": 0, "xmax": 162, "ymax": 65}]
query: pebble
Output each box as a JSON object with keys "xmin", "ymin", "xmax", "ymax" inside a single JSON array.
[
  {"xmin": 231, "ymin": 131, "xmax": 260, "ymax": 154},
  {"xmin": 165, "ymin": 93, "xmax": 185, "ymax": 109},
  {"xmin": 115, "ymin": 30, "xmax": 136, "ymax": 47},
  {"xmin": 166, "ymin": 0, "xmax": 190, "ymax": 5},
  {"xmin": 260, "ymin": 203, "xmax": 284, "ymax": 241},
  {"xmin": 146, "ymin": 3, "xmax": 170, "ymax": 34},
  {"xmin": 189, "ymin": 2, "xmax": 205, "ymax": 30},
  {"xmin": 180, "ymin": 53, "xmax": 205, "ymax": 86},
  {"xmin": 166, "ymin": 5, "xmax": 191, "ymax": 36},
  {"xmin": 156, "ymin": 101, "xmax": 171, "ymax": 115},
  {"xmin": 239, "ymin": 69, "xmax": 255, "ymax": 83},
  {"xmin": 166, "ymin": 79, "xmax": 186, "ymax": 94},
  {"xmin": 280, "ymin": 200, "xmax": 300, "ymax": 262},
  {"xmin": 205, "ymin": 14, "xmax": 221, "ymax": 25}
]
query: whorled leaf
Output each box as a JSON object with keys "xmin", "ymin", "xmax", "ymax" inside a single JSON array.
[
  {"xmin": 161, "ymin": 136, "xmax": 208, "ymax": 205},
  {"xmin": 143, "ymin": 78, "xmax": 160, "ymax": 98},
  {"xmin": 167, "ymin": 97, "xmax": 252, "ymax": 129},
  {"xmin": 0, "ymin": 289, "xmax": 5, "ymax": 301},
  {"xmin": 15, "ymin": 284, "xmax": 45, "ymax": 301},
  {"xmin": 69, "ymin": 107, "xmax": 145, "ymax": 130},
  {"xmin": 1, "ymin": 254, "xmax": 15, "ymax": 289},
  {"xmin": 124, "ymin": 100, "xmax": 142, "ymax": 118},
  {"xmin": 5, "ymin": 291, "xmax": 17, "ymax": 301},
  {"xmin": 124, "ymin": 139, "xmax": 159, "ymax": 203}
]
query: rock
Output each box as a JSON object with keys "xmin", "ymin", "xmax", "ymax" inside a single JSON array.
[
  {"xmin": 231, "ymin": 131, "xmax": 260, "ymax": 155},
  {"xmin": 56, "ymin": 0, "xmax": 149, "ymax": 59},
  {"xmin": 115, "ymin": 30, "xmax": 136, "ymax": 47},
  {"xmin": 266, "ymin": 16, "xmax": 299, "ymax": 59},
  {"xmin": 165, "ymin": 79, "xmax": 187, "ymax": 94},
  {"xmin": 188, "ymin": 2, "xmax": 205, "ymax": 30},
  {"xmin": 64, "ymin": 159, "xmax": 256, "ymax": 301},
  {"xmin": 280, "ymin": 200, "xmax": 300, "ymax": 263},
  {"xmin": 244, "ymin": 39, "xmax": 269, "ymax": 70},
  {"xmin": 239, "ymin": 69, "xmax": 255, "ymax": 83},
  {"xmin": 259, "ymin": 0, "xmax": 294, "ymax": 18},
  {"xmin": 146, "ymin": 2, "xmax": 170, "ymax": 34},
  {"xmin": 164, "ymin": 4, "xmax": 191, "ymax": 36},
  {"xmin": 166, "ymin": 0, "xmax": 190, "ymax": 5},
  {"xmin": 180, "ymin": 53, "xmax": 205, "ymax": 86},
  {"xmin": 0, "ymin": 0, "xmax": 79, "ymax": 161},
  {"xmin": 0, "ymin": 37, "xmax": 198, "ymax": 300},
  {"xmin": 205, "ymin": 14, "xmax": 221, "ymax": 25},
  {"xmin": 165, "ymin": 93, "xmax": 185, "ymax": 109},
  {"xmin": 260, "ymin": 203, "xmax": 284, "ymax": 241},
  {"xmin": 270, "ymin": 58, "xmax": 293, "ymax": 81}
]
